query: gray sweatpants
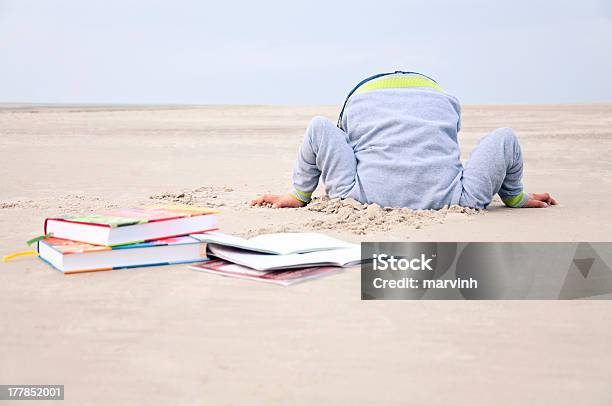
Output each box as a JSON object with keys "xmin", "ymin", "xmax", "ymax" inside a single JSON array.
[{"xmin": 290, "ymin": 87, "xmax": 528, "ymax": 209}]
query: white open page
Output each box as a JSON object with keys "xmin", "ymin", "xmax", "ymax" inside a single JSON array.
[
  {"xmin": 193, "ymin": 231, "xmax": 355, "ymax": 255},
  {"xmin": 208, "ymin": 244, "xmax": 362, "ymax": 271}
]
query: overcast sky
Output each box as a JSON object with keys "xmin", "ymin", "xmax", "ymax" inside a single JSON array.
[{"xmin": 0, "ymin": 0, "xmax": 611, "ymax": 104}]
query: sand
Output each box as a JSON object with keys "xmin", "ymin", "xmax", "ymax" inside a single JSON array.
[{"xmin": 1, "ymin": 104, "xmax": 612, "ymax": 405}]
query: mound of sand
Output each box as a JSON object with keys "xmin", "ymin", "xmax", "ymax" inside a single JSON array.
[
  {"xmin": 242, "ymin": 196, "xmax": 482, "ymax": 237},
  {"xmin": 303, "ymin": 197, "xmax": 481, "ymax": 234}
]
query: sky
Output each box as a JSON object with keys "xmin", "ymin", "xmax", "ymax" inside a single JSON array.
[{"xmin": 0, "ymin": 0, "xmax": 611, "ymax": 105}]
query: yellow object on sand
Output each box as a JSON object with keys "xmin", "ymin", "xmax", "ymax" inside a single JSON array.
[{"xmin": 2, "ymin": 250, "xmax": 39, "ymax": 262}]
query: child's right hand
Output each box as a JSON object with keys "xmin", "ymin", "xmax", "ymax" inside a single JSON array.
[
  {"xmin": 250, "ymin": 193, "xmax": 306, "ymax": 209},
  {"xmin": 523, "ymin": 192, "xmax": 558, "ymax": 208}
]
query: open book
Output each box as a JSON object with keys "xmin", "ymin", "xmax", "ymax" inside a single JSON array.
[
  {"xmin": 207, "ymin": 244, "xmax": 362, "ymax": 271},
  {"xmin": 192, "ymin": 231, "xmax": 356, "ymax": 255}
]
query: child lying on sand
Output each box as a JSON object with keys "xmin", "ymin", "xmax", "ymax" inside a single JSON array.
[{"xmin": 252, "ymin": 71, "xmax": 557, "ymax": 210}]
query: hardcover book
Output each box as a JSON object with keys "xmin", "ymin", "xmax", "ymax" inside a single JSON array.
[
  {"xmin": 45, "ymin": 205, "xmax": 218, "ymax": 246},
  {"xmin": 38, "ymin": 235, "xmax": 208, "ymax": 274}
]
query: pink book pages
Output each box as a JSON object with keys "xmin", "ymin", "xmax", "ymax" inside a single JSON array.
[{"xmin": 191, "ymin": 259, "xmax": 343, "ymax": 286}]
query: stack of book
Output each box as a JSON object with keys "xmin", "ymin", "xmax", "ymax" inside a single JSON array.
[
  {"xmin": 188, "ymin": 232, "xmax": 362, "ymax": 285},
  {"xmin": 36, "ymin": 205, "xmax": 362, "ymax": 285},
  {"xmin": 37, "ymin": 205, "xmax": 218, "ymax": 274}
]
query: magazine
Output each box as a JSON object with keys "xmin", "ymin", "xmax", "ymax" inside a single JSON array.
[{"xmin": 190, "ymin": 259, "xmax": 343, "ymax": 286}]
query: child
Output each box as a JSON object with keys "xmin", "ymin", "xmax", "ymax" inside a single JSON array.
[{"xmin": 252, "ymin": 71, "xmax": 557, "ymax": 209}]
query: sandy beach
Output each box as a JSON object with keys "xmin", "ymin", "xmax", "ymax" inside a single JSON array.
[{"xmin": 1, "ymin": 104, "xmax": 612, "ymax": 404}]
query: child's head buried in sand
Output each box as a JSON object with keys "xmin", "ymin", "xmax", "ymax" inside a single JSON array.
[{"xmin": 252, "ymin": 71, "xmax": 557, "ymax": 210}]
